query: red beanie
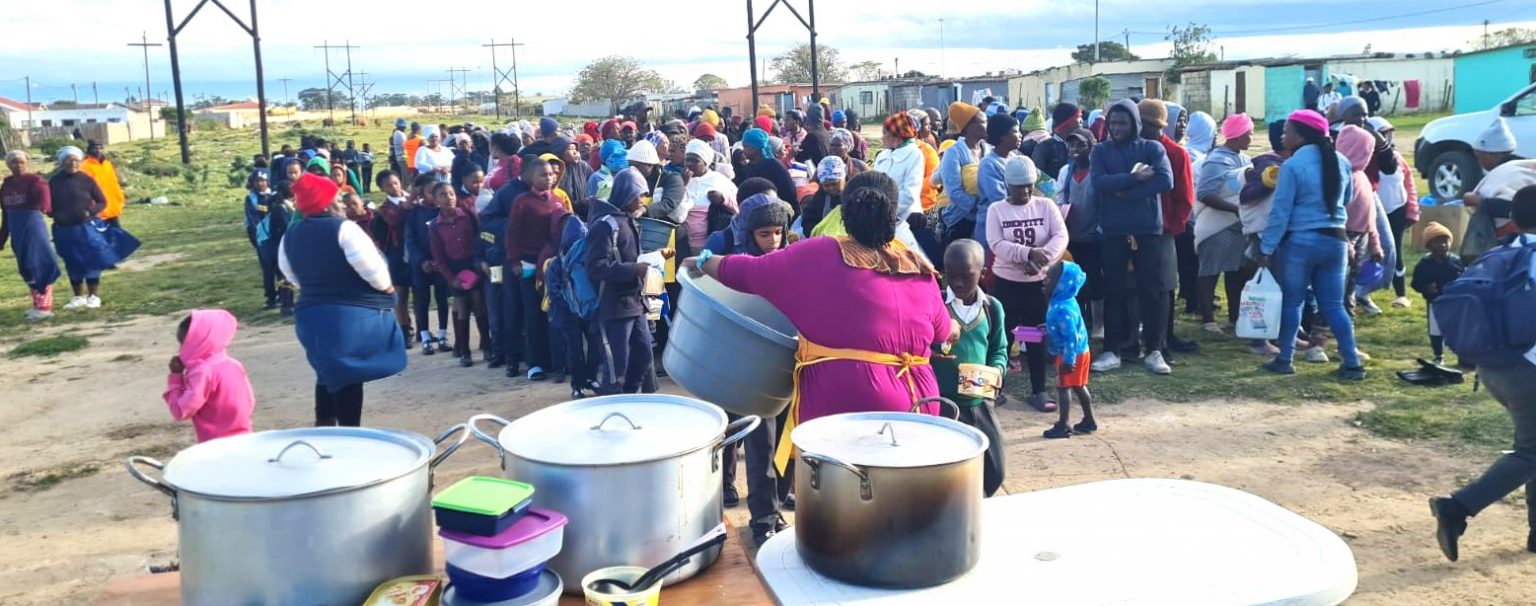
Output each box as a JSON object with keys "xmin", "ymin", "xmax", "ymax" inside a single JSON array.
[{"xmin": 292, "ymin": 173, "xmax": 340, "ymax": 216}]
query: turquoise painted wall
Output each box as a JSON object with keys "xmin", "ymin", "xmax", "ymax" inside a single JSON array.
[
  {"xmin": 1455, "ymin": 45, "xmax": 1536, "ymax": 112},
  {"xmin": 1265, "ymin": 65, "xmax": 1305, "ymax": 122}
]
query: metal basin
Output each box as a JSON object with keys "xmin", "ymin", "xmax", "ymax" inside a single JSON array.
[{"xmin": 664, "ymin": 269, "xmax": 798, "ymax": 418}]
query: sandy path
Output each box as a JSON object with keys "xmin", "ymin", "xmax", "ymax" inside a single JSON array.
[{"xmin": 1, "ymin": 315, "xmax": 1531, "ymax": 605}]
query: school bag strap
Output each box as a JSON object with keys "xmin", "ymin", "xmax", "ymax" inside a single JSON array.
[{"xmin": 984, "ymin": 293, "xmax": 1002, "ymax": 333}]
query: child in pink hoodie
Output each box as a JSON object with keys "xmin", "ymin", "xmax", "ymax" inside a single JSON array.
[{"xmin": 163, "ymin": 309, "xmax": 255, "ymax": 442}]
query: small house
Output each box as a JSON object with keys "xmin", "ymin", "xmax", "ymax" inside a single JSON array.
[{"xmin": 1453, "ymin": 43, "xmax": 1536, "ymax": 112}]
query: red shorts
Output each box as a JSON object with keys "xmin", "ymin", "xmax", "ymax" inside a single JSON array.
[{"xmin": 1056, "ymin": 352, "xmax": 1091, "ymax": 388}]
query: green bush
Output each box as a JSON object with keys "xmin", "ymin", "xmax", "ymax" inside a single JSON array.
[{"xmin": 33, "ymin": 137, "xmax": 78, "ymax": 159}]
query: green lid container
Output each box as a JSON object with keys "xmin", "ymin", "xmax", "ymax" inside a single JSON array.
[{"xmin": 431, "ymin": 476, "xmax": 535, "ymax": 516}]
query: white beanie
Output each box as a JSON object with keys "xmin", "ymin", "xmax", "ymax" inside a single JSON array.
[
  {"xmin": 1474, "ymin": 117, "xmax": 1516, "ymax": 154},
  {"xmin": 627, "ymin": 139, "xmax": 661, "ymax": 165},
  {"xmin": 1004, "ymin": 155, "xmax": 1038, "ymax": 186}
]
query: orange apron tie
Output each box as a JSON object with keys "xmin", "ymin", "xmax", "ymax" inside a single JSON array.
[{"xmin": 774, "ymin": 338, "xmax": 929, "ymax": 474}]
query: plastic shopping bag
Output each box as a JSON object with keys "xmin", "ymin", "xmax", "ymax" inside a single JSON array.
[{"xmin": 1236, "ymin": 268, "xmax": 1283, "ymax": 340}]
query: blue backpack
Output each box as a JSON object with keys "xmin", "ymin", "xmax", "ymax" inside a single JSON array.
[
  {"xmin": 1437, "ymin": 235, "xmax": 1536, "ymax": 367},
  {"xmin": 561, "ymin": 215, "xmax": 617, "ymax": 321}
]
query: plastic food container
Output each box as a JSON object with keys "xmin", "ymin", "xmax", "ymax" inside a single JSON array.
[
  {"xmin": 441, "ymin": 570, "xmax": 562, "ymax": 606},
  {"xmin": 441, "ymin": 507, "xmax": 567, "ymax": 579},
  {"xmin": 363, "ymin": 574, "xmax": 443, "ymax": 606},
  {"xmin": 581, "ymin": 566, "xmax": 663, "ymax": 606},
  {"xmin": 445, "ymin": 562, "xmax": 545, "ymax": 602},
  {"xmin": 1013, "ymin": 326, "xmax": 1044, "ymax": 343},
  {"xmin": 431, "ymin": 476, "xmax": 535, "ymax": 537}
]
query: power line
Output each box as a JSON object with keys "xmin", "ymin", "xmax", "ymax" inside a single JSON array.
[
  {"xmin": 1213, "ymin": 0, "xmax": 1506, "ymax": 37},
  {"xmin": 483, "ymin": 39, "xmax": 525, "ymax": 119}
]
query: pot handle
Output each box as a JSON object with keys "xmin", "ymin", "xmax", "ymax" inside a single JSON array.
[
  {"xmin": 720, "ymin": 415, "xmax": 761, "ymax": 448},
  {"xmin": 430, "ymin": 423, "xmax": 469, "ymax": 469},
  {"xmin": 268, "ymin": 440, "xmax": 333, "ymax": 463},
  {"xmin": 802, "ymin": 452, "xmax": 873, "ymax": 501},
  {"xmin": 468, "ymin": 414, "xmax": 511, "ymax": 470},
  {"xmin": 590, "ymin": 412, "xmax": 643, "ymax": 431},
  {"xmin": 125, "ymin": 456, "xmax": 175, "ymax": 499},
  {"xmin": 912, "ymin": 397, "xmax": 961, "ymax": 420}
]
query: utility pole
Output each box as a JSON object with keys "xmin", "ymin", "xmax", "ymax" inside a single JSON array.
[
  {"xmin": 1094, "ymin": 0, "xmax": 1100, "ymax": 62},
  {"xmin": 278, "ymin": 77, "xmax": 291, "ymax": 105},
  {"xmin": 313, "ymin": 41, "xmax": 360, "ymax": 123},
  {"xmin": 24, "ymin": 76, "xmax": 33, "ymax": 128},
  {"xmin": 1483, "ymin": 19, "xmax": 1490, "ymax": 48},
  {"xmin": 1123, "ymin": 29, "xmax": 1132, "ymax": 55},
  {"xmin": 71, "ymin": 83, "xmax": 79, "ymax": 105},
  {"xmin": 432, "ymin": 79, "xmax": 454, "ymax": 114},
  {"xmin": 484, "ymin": 39, "xmax": 525, "ymax": 120},
  {"xmin": 939, "ymin": 18, "xmax": 946, "ymax": 78},
  {"xmin": 92, "ymin": 82, "xmax": 99, "ymax": 105},
  {"xmin": 355, "ymin": 72, "xmax": 375, "ymax": 117},
  {"xmin": 162, "ymin": 0, "xmax": 269, "ymax": 162},
  {"xmin": 446, "ymin": 67, "xmax": 471, "ymax": 114},
  {"xmin": 894, "ymin": 57, "xmax": 899, "ymax": 78}
]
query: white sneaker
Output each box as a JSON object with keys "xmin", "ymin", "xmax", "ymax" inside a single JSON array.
[
  {"xmin": 1304, "ymin": 346, "xmax": 1330, "ymax": 363},
  {"xmin": 62, "ymin": 296, "xmax": 88, "ymax": 310},
  {"xmin": 1391, "ymin": 296, "xmax": 1411, "ymax": 308},
  {"xmin": 1144, "ymin": 351, "xmax": 1172, "ymax": 375},
  {"xmin": 23, "ymin": 309, "xmax": 53, "ymax": 321},
  {"xmin": 1090, "ymin": 352, "xmax": 1121, "ymax": 372},
  {"xmin": 1355, "ymin": 296, "xmax": 1382, "ymax": 316},
  {"xmin": 85, "ymin": 295, "xmax": 101, "ymax": 309},
  {"xmin": 1201, "ymin": 322, "xmax": 1225, "ymax": 334}
]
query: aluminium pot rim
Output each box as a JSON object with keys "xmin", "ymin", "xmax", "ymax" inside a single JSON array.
[
  {"xmin": 163, "ymin": 428, "xmax": 435, "ymax": 502},
  {"xmin": 677, "ymin": 269, "xmax": 798, "ymax": 349}
]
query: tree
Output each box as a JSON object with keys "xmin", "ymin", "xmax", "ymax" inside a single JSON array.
[
  {"xmin": 769, "ymin": 43, "xmax": 847, "ymax": 84},
  {"xmin": 1470, "ymin": 27, "xmax": 1536, "ymax": 50},
  {"xmin": 1071, "ymin": 41, "xmax": 1140, "ymax": 63},
  {"xmin": 692, "ymin": 73, "xmax": 728, "ymax": 91},
  {"xmin": 901, "ymin": 69, "xmax": 930, "ymax": 79},
  {"xmin": 1078, "ymin": 76, "xmax": 1112, "ymax": 111},
  {"xmin": 849, "ymin": 60, "xmax": 885, "ymax": 82},
  {"xmin": 1164, "ymin": 22, "xmax": 1217, "ymax": 84},
  {"xmin": 570, "ymin": 56, "xmax": 666, "ymax": 112},
  {"xmin": 297, "ymin": 87, "xmax": 348, "ymax": 111}
]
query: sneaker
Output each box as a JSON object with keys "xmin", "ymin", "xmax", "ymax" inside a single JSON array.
[
  {"xmin": 1202, "ymin": 322, "xmax": 1225, "ymax": 334},
  {"xmin": 750, "ymin": 513, "xmax": 790, "ymax": 546},
  {"xmin": 1249, "ymin": 341, "xmax": 1280, "ymax": 356},
  {"xmin": 1261, "ymin": 359, "xmax": 1296, "ymax": 375},
  {"xmin": 527, "ymin": 366, "xmax": 547, "ymax": 381},
  {"xmin": 1303, "ymin": 346, "xmax": 1330, "ymax": 363},
  {"xmin": 23, "ymin": 309, "xmax": 53, "ymax": 321},
  {"xmin": 1091, "ymin": 352, "xmax": 1122, "ymax": 372},
  {"xmin": 570, "ymin": 388, "xmax": 586, "ymax": 399},
  {"xmin": 1072, "ymin": 419, "xmax": 1098, "ymax": 434},
  {"xmin": 1144, "ymin": 351, "xmax": 1171, "ymax": 375},
  {"xmin": 724, "ymin": 485, "xmax": 740, "ymax": 508},
  {"xmin": 435, "ymin": 337, "xmax": 453, "ymax": 354},
  {"xmin": 62, "ymin": 296, "xmax": 88, "ymax": 310},
  {"xmin": 85, "ymin": 295, "xmax": 101, "ymax": 308},
  {"xmin": 1337, "ymin": 365, "xmax": 1367, "ymax": 381},
  {"xmin": 1355, "ymin": 296, "xmax": 1382, "ymax": 317},
  {"xmin": 1429, "ymin": 497, "xmax": 1467, "ymax": 562},
  {"xmin": 420, "ymin": 341, "xmax": 435, "ymax": 356},
  {"xmin": 1043, "ymin": 422, "xmax": 1072, "ymax": 439},
  {"xmin": 1391, "ymin": 296, "xmax": 1411, "ymax": 308},
  {"xmin": 1433, "ymin": 356, "xmax": 1446, "ymax": 366}
]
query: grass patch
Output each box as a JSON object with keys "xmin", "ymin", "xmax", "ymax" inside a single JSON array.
[
  {"xmin": 9, "ymin": 461, "xmax": 101, "ymax": 492},
  {"xmin": 8, "ymin": 335, "xmax": 89, "ymax": 358}
]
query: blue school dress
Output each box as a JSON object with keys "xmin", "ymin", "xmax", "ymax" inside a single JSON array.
[
  {"xmin": 285, "ymin": 215, "xmax": 407, "ymax": 392},
  {"xmin": 4, "ymin": 209, "xmax": 60, "ymax": 291}
]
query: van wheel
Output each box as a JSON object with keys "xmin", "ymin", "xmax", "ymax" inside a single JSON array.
[{"xmin": 1431, "ymin": 151, "xmax": 1479, "ymax": 199}]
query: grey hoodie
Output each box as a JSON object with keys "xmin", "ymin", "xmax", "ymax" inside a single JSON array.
[{"xmin": 1089, "ymin": 99, "xmax": 1173, "ymax": 236}]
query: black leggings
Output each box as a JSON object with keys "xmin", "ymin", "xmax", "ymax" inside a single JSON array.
[
  {"xmin": 315, "ymin": 383, "xmax": 364, "ymax": 426},
  {"xmin": 995, "ymin": 277, "xmax": 1048, "ymax": 394},
  {"xmin": 1387, "ymin": 206, "xmax": 1411, "ymax": 297},
  {"xmin": 411, "ymin": 268, "xmax": 450, "ymax": 335}
]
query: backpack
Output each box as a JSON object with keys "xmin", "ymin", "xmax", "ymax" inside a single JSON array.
[
  {"xmin": 561, "ymin": 215, "xmax": 618, "ymax": 321},
  {"xmin": 1437, "ymin": 235, "xmax": 1536, "ymax": 367}
]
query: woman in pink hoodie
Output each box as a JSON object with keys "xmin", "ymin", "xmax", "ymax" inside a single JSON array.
[{"xmin": 164, "ymin": 309, "xmax": 256, "ymax": 442}]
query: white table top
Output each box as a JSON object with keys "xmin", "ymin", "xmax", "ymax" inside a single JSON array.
[{"xmin": 757, "ymin": 479, "xmax": 1357, "ymax": 605}]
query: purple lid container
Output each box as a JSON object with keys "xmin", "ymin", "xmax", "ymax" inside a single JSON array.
[{"xmin": 439, "ymin": 507, "xmax": 568, "ymax": 549}]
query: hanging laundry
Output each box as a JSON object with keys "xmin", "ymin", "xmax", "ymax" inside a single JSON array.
[{"xmin": 1404, "ymin": 80, "xmax": 1421, "ymax": 109}]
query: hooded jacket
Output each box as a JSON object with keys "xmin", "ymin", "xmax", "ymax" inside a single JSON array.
[
  {"xmin": 163, "ymin": 309, "xmax": 255, "ymax": 443},
  {"xmin": 1044, "ymin": 261, "xmax": 1089, "ymax": 361},
  {"xmin": 585, "ymin": 169, "xmax": 647, "ymax": 320},
  {"xmin": 480, "ymin": 177, "xmax": 530, "ymax": 266},
  {"xmin": 1089, "ymin": 99, "xmax": 1173, "ymax": 236}
]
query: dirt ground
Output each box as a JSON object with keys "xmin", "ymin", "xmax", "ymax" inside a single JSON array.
[{"xmin": 2, "ymin": 315, "xmax": 1533, "ymax": 605}]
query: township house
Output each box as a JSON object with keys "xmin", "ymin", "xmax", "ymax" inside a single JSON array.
[{"xmin": 0, "ymin": 97, "xmax": 163, "ymax": 144}]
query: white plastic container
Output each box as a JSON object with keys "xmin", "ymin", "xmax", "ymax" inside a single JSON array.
[{"xmin": 440, "ymin": 507, "xmax": 568, "ymax": 579}]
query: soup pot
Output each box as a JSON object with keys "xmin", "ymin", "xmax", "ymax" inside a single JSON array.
[
  {"xmin": 469, "ymin": 394, "xmax": 758, "ymax": 593},
  {"xmin": 126, "ymin": 425, "xmax": 467, "ymax": 606},
  {"xmin": 663, "ymin": 269, "xmax": 798, "ymax": 418}
]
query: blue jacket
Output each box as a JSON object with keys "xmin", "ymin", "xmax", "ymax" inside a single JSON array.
[
  {"xmin": 480, "ymin": 178, "xmax": 530, "ymax": 266},
  {"xmin": 585, "ymin": 197, "xmax": 645, "ymax": 320},
  {"xmin": 244, "ymin": 191, "xmax": 270, "ymax": 231},
  {"xmin": 1259, "ymin": 144, "xmax": 1352, "ymax": 255},
  {"xmin": 1089, "ymin": 99, "xmax": 1173, "ymax": 236},
  {"xmin": 938, "ymin": 138, "xmax": 986, "ymax": 228},
  {"xmin": 403, "ymin": 205, "xmax": 439, "ymax": 266}
]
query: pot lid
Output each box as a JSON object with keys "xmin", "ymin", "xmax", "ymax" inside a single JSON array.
[
  {"xmin": 792, "ymin": 412, "xmax": 988, "ymax": 468},
  {"xmin": 162, "ymin": 427, "xmax": 433, "ymax": 499},
  {"xmin": 499, "ymin": 394, "xmax": 727, "ymax": 466}
]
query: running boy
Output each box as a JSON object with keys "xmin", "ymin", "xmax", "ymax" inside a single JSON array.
[
  {"xmin": 1043, "ymin": 260, "xmax": 1095, "ymax": 438},
  {"xmin": 163, "ymin": 309, "xmax": 255, "ymax": 442},
  {"xmin": 932, "ymin": 239, "xmax": 1008, "ymax": 496},
  {"xmin": 1411, "ymin": 222, "xmax": 1464, "ymax": 365}
]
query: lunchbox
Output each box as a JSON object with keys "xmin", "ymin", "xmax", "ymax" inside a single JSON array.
[
  {"xmin": 431, "ymin": 477, "xmax": 536, "ymax": 537},
  {"xmin": 445, "ymin": 562, "xmax": 546, "ymax": 603},
  {"xmin": 363, "ymin": 574, "xmax": 443, "ymax": 606},
  {"xmin": 441, "ymin": 569, "xmax": 562, "ymax": 606},
  {"xmin": 440, "ymin": 507, "xmax": 568, "ymax": 579}
]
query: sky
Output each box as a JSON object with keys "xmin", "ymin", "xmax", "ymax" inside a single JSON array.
[{"xmin": 2, "ymin": 0, "xmax": 1535, "ymax": 105}]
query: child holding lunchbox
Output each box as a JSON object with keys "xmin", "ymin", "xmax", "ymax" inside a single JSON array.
[{"xmin": 931, "ymin": 239, "xmax": 1008, "ymax": 497}]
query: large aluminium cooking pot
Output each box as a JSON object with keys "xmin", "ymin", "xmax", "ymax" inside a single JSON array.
[
  {"xmin": 663, "ymin": 268, "xmax": 798, "ymax": 418},
  {"xmin": 791, "ymin": 398, "xmax": 987, "ymax": 588},
  {"xmin": 469, "ymin": 394, "xmax": 759, "ymax": 594},
  {"xmin": 126, "ymin": 425, "xmax": 468, "ymax": 606}
]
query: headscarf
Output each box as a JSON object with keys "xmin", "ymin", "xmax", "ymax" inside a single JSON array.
[
  {"xmin": 1020, "ymin": 107, "xmax": 1046, "ymax": 133},
  {"xmin": 731, "ymin": 193, "xmax": 790, "ymax": 253},
  {"xmin": 422, "ymin": 124, "xmax": 440, "ymax": 139},
  {"xmin": 600, "ymin": 139, "xmax": 630, "ymax": 172},
  {"xmin": 816, "ymin": 156, "xmax": 847, "ymax": 182},
  {"xmin": 1336, "ymin": 96, "xmax": 1366, "ymax": 120},
  {"xmin": 575, "ymin": 133, "xmax": 595, "ymax": 146},
  {"xmin": 583, "ymin": 121, "xmax": 601, "ymax": 141},
  {"xmin": 687, "ymin": 106, "xmax": 703, "ymax": 121},
  {"xmin": 606, "ymin": 167, "xmax": 648, "ymax": 213},
  {"xmin": 946, "ymin": 102, "xmax": 981, "ymax": 134},
  {"xmin": 685, "ymin": 139, "xmax": 715, "ymax": 165},
  {"xmin": 884, "ymin": 112, "xmax": 917, "ymax": 140},
  {"xmin": 754, "ymin": 115, "xmax": 775, "ymax": 134},
  {"xmin": 1051, "ymin": 103, "xmax": 1081, "ymax": 134},
  {"xmin": 305, "ymin": 156, "xmax": 331, "ymax": 175},
  {"xmin": 1286, "ymin": 109, "xmax": 1330, "ymax": 138},
  {"xmin": 832, "ymin": 110, "xmax": 846, "ymax": 126},
  {"xmin": 690, "ymin": 121, "xmax": 718, "ymax": 141},
  {"xmin": 291, "ymin": 173, "xmax": 340, "ymax": 216},
  {"xmin": 829, "ymin": 128, "xmax": 855, "ymax": 150},
  {"xmin": 1336, "ymin": 125, "xmax": 1375, "ymax": 171},
  {"xmin": 1221, "ymin": 113, "xmax": 1255, "ymax": 141},
  {"xmin": 1185, "ymin": 111, "xmax": 1216, "ymax": 155},
  {"xmin": 757, "ymin": 105, "xmax": 777, "ymax": 118},
  {"xmin": 742, "ymin": 128, "xmax": 773, "ymax": 159},
  {"xmin": 701, "ymin": 108, "xmax": 721, "ymax": 128},
  {"xmin": 599, "ymin": 119, "xmax": 620, "ymax": 140},
  {"xmin": 56, "ymin": 146, "xmax": 84, "ymax": 162}
]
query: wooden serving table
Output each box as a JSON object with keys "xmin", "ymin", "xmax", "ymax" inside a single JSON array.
[{"xmin": 92, "ymin": 524, "xmax": 773, "ymax": 605}]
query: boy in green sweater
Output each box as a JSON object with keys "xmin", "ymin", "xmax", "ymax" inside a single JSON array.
[{"xmin": 932, "ymin": 239, "xmax": 1009, "ymax": 497}]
